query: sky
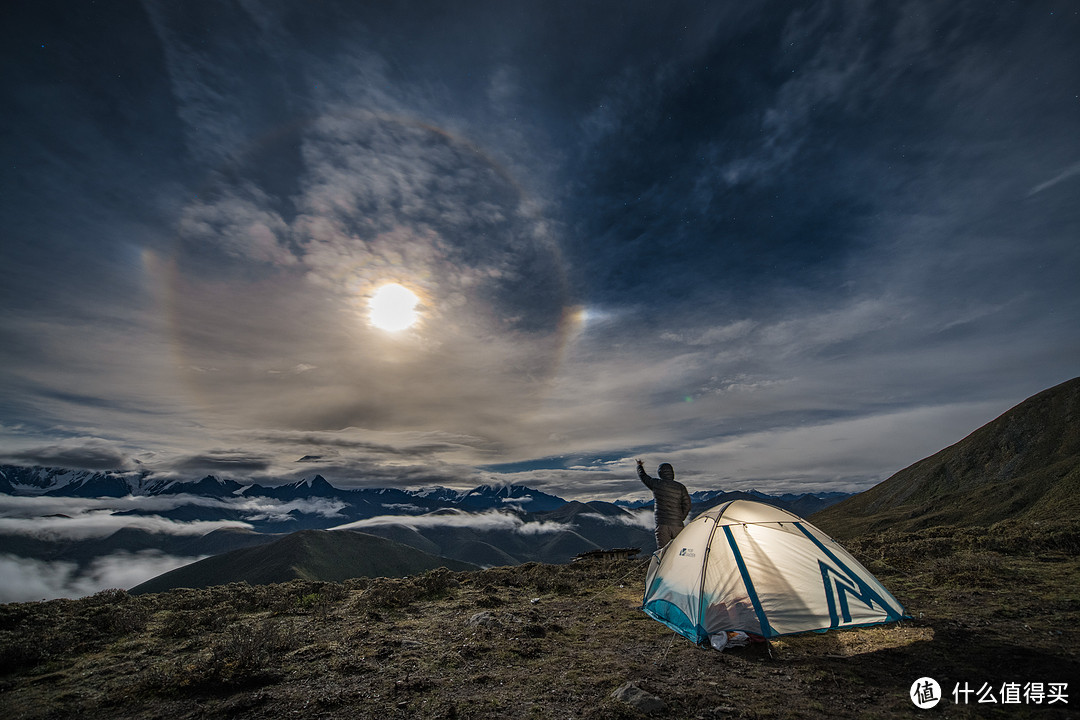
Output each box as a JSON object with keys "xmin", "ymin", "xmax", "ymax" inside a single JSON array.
[{"xmin": 2, "ymin": 0, "xmax": 1078, "ymax": 502}]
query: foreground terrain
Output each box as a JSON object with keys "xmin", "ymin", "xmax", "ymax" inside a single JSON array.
[{"xmin": 1, "ymin": 521, "xmax": 1077, "ymax": 719}]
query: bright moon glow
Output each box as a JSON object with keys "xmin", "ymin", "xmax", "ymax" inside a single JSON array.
[{"xmin": 368, "ymin": 283, "xmax": 420, "ymax": 332}]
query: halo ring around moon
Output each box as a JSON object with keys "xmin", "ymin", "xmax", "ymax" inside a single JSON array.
[{"xmin": 157, "ymin": 111, "xmax": 575, "ymax": 433}]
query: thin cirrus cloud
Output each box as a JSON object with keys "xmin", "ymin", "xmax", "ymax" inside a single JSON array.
[{"xmin": 1028, "ymin": 160, "xmax": 1080, "ymax": 197}]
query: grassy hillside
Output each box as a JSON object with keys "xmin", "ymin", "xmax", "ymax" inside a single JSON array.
[
  {"xmin": 129, "ymin": 530, "xmax": 477, "ymax": 594},
  {"xmin": 813, "ymin": 377, "xmax": 1080, "ymax": 538},
  {"xmin": 1, "ymin": 523, "xmax": 1077, "ymax": 719}
]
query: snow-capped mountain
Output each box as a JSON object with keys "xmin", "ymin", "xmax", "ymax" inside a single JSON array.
[
  {"xmin": 456, "ymin": 483, "xmax": 567, "ymax": 512},
  {"xmin": 408, "ymin": 486, "xmax": 466, "ymax": 503},
  {"xmin": 244, "ymin": 475, "xmax": 343, "ymax": 501},
  {"xmin": 0, "ymin": 465, "xmax": 567, "ymax": 513},
  {"xmin": 0, "ymin": 464, "xmax": 851, "ymax": 518},
  {"xmin": 614, "ymin": 488, "xmax": 852, "ymax": 515},
  {"xmin": 0, "ymin": 466, "xmax": 157, "ymax": 497},
  {"xmin": 155, "ymin": 475, "xmax": 246, "ymax": 497},
  {"xmin": 0, "ymin": 464, "xmax": 850, "ymax": 519}
]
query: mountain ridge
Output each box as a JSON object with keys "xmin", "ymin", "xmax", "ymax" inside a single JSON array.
[
  {"xmin": 813, "ymin": 376, "xmax": 1080, "ymax": 537},
  {"xmin": 0, "ymin": 467, "xmax": 569, "ymax": 511},
  {"xmin": 129, "ymin": 529, "xmax": 477, "ymax": 594}
]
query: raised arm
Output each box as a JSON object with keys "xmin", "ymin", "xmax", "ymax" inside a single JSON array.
[{"xmin": 635, "ymin": 459, "xmax": 657, "ymax": 491}]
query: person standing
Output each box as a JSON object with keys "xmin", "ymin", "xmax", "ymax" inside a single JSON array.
[{"xmin": 636, "ymin": 459, "xmax": 692, "ymax": 549}]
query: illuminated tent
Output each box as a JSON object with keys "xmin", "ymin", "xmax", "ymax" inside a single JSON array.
[{"xmin": 642, "ymin": 500, "xmax": 906, "ymax": 643}]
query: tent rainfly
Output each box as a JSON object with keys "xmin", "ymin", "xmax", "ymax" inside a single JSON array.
[{"xmin": 642, "ymin": 500, "xmax": 907, "ymax": 644}]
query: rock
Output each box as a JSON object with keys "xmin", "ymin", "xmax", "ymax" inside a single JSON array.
[
  {"xmin": 468, "ymin": 611, "xmax": 498, "ymax": 628},
  {"xmin": 611, "ymin": 682, "xmax": 665, "ymax": 713}
]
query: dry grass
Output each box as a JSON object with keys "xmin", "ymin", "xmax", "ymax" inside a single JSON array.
[{"xmin": 1, "ymin": 526, "xmax": 1078, "ymax": 719}]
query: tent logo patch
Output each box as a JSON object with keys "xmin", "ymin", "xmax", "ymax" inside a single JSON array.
[
  {"xmin": 678, "ymin": 547, "xmax": 696, "ymax": 557},
  {"xmin": 818, "ymin": 560, "xmax": 891, "ymax": 626}
]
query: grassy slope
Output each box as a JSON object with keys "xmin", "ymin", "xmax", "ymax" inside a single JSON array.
[
  {"xmin": 1, "ymin": 527, "xmax": 1077, "ymax": 719},
  {"xmin": 813, "ymin": 377, "xmax": 1080, "ymax": 538},
  {"xmin": 129, "ymin": 530, "xmax": 477, "ymax": 594}
]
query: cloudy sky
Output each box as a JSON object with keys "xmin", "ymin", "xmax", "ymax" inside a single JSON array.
[{"xmin": 2, "ymin": 0, "xmax": 1078, "ymax": 501}]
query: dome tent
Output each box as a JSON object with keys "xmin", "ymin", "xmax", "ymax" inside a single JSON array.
[{"xmin": 642, "ymin": 500, "xmax": 906, "ymax": 644}]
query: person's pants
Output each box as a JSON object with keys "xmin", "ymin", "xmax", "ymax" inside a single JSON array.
[{"xmin": 655, "ymin": 524, "xmax": 683, "ymax": 549}]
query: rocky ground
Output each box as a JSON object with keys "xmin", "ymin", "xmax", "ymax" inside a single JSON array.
[{"xmin": 1, "ymin": 522, "xmax": 1078, "ymax": 719}]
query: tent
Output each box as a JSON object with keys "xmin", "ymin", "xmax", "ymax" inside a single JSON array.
[{"xmin": 642, "ymin": 500, "xmax": 906, "ymax": 644}]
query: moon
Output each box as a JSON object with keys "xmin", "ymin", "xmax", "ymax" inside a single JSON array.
[{"xmin": 368, "ymin": 283, "xmax": 420, "ymax": 332}]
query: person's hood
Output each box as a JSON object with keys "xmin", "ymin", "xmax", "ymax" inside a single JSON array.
[{"xmin": 658, "ymin": 463, "xmax": 675, "ymax": 481}]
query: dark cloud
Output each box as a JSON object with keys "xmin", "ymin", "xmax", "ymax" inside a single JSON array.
[
  {"xmin": 270, "ymin": 457, "xmax": 476, "ymax": 491},
  {"xmin": 1, "ymin": 442, "xmax": 132, "ymax": 471},
  {"xmin": 251, "ymin": 429, "xmax": 487, "ymax": 457},
  {"xmin": 169, "ymin": 452, "xmax": 273, "ymax": 474}
]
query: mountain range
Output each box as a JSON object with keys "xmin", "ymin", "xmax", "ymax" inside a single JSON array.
[
  {"xmin": 0, "ymin": 463, "xmax": 846, "ymax": 536},
  {"xmin": 0, "ymin": 462, "xmax": 849, "ymax": 595},
  {"xmin": 0, "ymin": 467, "xmax": 567, "ymax": 514}
]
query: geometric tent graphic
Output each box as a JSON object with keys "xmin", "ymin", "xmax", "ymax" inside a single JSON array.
[{"xmin": 642, "ymin": 500, "xmax": 907, "ymax": 644}]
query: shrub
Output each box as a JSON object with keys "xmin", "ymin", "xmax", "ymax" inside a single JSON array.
[
  {"xmin": 352, "ymin": 568, "xmax": 460, "ymax": 610},
  {"xmin": 89, "ymin": 602, "xmax": 150, "ymax": 635},
  {"xmin": 84, "ymin": 588, "xmax": 129, "ymax": 606},
  {"xmin": 144, "ymin": 618, "xmax": 299, "ymax": 692},
  {"xmin": 157, "ymin": 608, "xmax": 231, "ymax": 639}
]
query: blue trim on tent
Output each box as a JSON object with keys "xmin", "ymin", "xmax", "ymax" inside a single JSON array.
[
  {"xmin": 642, "ymin": 593, "xmax": 701, "ymax": 639},
  {"xmin": 695, "ymin": 516, "xmax": 723, "ymax": 645},
  {"xmin": 793, "ymin": 522, "xmax": 905, "ymax": 624},
  {"xmin": 770, "ymin": 616, "xmax": 909, "ymax": 637},
  {"xmin": 723, "ymin": 524, "xmax": 775, "ymax": 638},
  {"xmin": 642, "ymin": 598, "xmax": 701, "ymax": 642}
]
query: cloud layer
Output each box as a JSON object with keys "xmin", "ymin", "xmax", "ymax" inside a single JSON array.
[
  {"xmin": 331, "ymin": 509, "xmax": 573, "ymax": 536},
  {"xmin": 0, "ymin": 494, "xmax": 348, "ymax": 541},
  {"xmin": 0, "ymin": 552, "xmax": 205, "ymax": 603},
  {"xmin": 0, "ymin": 1, "xmax": 1077, "ymax": 501}
]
